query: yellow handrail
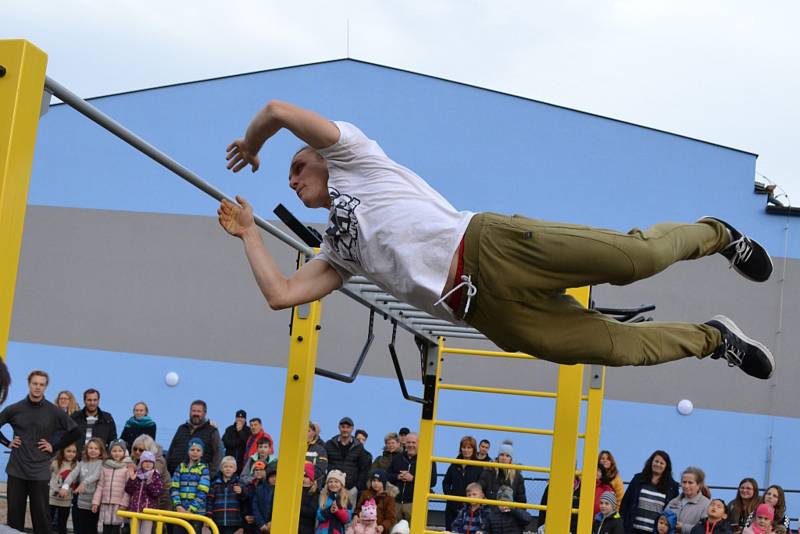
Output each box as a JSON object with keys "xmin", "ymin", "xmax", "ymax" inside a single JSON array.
[
  {"xmin": 434, "ymin": 419, "xmax": 554, "ymax": 436},
  {"xmin": 143, "ymin": 509, "xmax": 219, "ymax": 534},
  {"xmin": 117, "ymin": 510, "xmax": 195, "ymax": 534},
  {"xmin": 437, "ymin": 382, "xmax": 558, "ymax": 398},
  {"xmin": 441, "ymin": 347, "xmax": 538, "ymax": 359}
]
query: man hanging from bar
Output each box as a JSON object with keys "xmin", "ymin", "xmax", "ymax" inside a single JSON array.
[{"xmin": 218, "ymin": 101, "xmax": 775, "ymax": 379}]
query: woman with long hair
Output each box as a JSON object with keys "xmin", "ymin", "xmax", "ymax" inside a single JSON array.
[
  {"xmin": 442, "ymin": 435, "xmax": 484, "ymax": 530},
  {"xmin": 744, "ymin": 485, "xmax": 791, "ymax": 534},
  {"xmin": 478, "ymin": 439, "xmax": 526, "ymax": 503},
  {"xmin": 599, "ymin": 450, "xmax": 624, "ymax": 505},
  {"xmin": 55, "ymin": 391, "xmax": 80, "ymax": 416},
  {"xmin": 619, "ymin": 450, "xmax": 679, "ymax": 533},
  {"xmin": 727, "ymin": 477, "xmax": 759, "ymax": 533}
]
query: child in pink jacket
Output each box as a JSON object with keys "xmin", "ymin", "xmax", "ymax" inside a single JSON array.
[{"xmin": 92, "ymin": 440, "xmax": 133, "ymax": 534}]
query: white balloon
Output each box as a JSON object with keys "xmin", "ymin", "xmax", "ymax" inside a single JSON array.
[
  {"xmin": 676, "ymin": 399, "xmax": 693, "ymax": 416},
  {"xmin": 165, "ymin": 372, "xmax": 180, "ymax": 387}
]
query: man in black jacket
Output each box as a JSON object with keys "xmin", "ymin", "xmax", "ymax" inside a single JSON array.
[
  {"xmin": 222, "ymin": 409, "xmax": 251, "ymax": 474},
  {"xmin": 0, "ymin": 370, "xmax": 81, "ymax": 533},
  {"xmin": 388, "ymin": 432, "xmax": 437, "ymax": 523},
  {"xmin": 166, "ymin": 399, "xmax": 223, "ymax": 477},
  {"xmin": 72, "ymin": 388, "xmax": 117, "ymax": 454},
  {"xmin": 324, "ymin": 416, "xmax": 370, "ymax": 505}
]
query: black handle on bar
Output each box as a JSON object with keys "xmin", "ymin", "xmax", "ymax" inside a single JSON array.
[
  {"xmin": 313, "ymin": 309, "xmax": 375, "ymax": 384},
  {"xmin": 273, "ymin": 204, "xmax": 322, "ymax": 247},
  {"xmin": 593, "ymin": 303, "xmax": 656, "ymax": 323},
  {"xmin": 388, "ymin": 322, "xmax": 425, "ymax": 405}
]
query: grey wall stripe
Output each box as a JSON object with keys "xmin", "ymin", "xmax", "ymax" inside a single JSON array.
[{"xmin": 11, "ymin": 206, "xmax": 799, "ymax": 417}]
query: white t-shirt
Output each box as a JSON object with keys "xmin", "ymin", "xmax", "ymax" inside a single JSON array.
[{"xmin": 314, "ymin": 121, "xmax": 474, "ymax": 320}]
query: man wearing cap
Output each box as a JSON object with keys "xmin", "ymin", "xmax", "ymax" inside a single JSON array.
[
  {"xmin": 223, "ymin": 409, "xmax": 252, "ymax": 474},
  {"xmin": 325, "ymin": 416, "xmax": 371, "ymax": 505}
]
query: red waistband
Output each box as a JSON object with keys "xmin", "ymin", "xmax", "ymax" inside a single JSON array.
[{"xmin": 445, "ymin": 236, "xmax": 466, "ymax": 313}]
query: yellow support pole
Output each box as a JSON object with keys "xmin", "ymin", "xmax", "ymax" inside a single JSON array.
[
  {"xmin": 545, "ymin": 286, "xmax": 590, "ymax": 533},
  {"xmin": 271, "ymin": 252, "xmax": 324, "ymax": 533},
  {"xmin": 409, "ymin": 338, "xmax": 444, "ymax": 533},
  {"xmin": 0, "ymin": 39, "xmax": 47, "ymax": 361},
  {"xmin": 576, "ymin": 364, "xmax": 607, "ymax": 533}
]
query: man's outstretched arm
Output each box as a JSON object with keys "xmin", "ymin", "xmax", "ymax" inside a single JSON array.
[
  {"xmin": 226, "ymin": 100, "xmax": 340, "ymax": 173},
  {"xmin": 218, "ymin": 196, "xmax": 342, "ymax": 310}
]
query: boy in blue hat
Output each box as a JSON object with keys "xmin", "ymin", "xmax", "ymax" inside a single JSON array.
[{"xmin": 171, "ymin": 437, "xmax": 211, "ymax": 528}]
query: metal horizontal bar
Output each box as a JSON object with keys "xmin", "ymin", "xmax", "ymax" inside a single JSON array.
[
  {"xmin": 442, "ymin": 347, "xmax": 538, "ymax": 360},
  {"xmin": 438, "ymin": 383, "xmax": 558, "ymax": 399},
  {"xmin": 44, "ymin": 76, "xmax": 455, "ymax": 348},
  {"xmin": 427, "ymin": 493, "xmax": 549, "ymax": 512},
  {"xmin": 408, "ymin": 318, "xmax": 455, "ymax": 326},
  {"xmin": 45, "ymin": 76, "xmax": 313, "ymax": 257},
  {"xmin": 421, "ymin": 325, "xmax": 481, "ymax": 334},
  {"xmin": 430, "ymin": 456, "xmax": 551, "ymax": 474},
  {"xmin": 434, "ymin": 419, "xmax": 554, "ymax": 436}
]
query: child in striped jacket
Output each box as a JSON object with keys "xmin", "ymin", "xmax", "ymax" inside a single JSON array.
[{"xmin": 171, "ymin": 437, "xmax": 211, "ymax": 529}]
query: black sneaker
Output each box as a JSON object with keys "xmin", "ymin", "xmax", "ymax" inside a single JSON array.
[
  {"xmin": 705, "ymin": 315, "xmax": 774, "ymax": 379},
  {"xmin": 702, "ymin": 217, "xmax": 773, "ymax": 282}
]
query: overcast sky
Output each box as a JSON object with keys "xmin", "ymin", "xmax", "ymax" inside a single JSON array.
[{"xmin": 5, "ymin": 1, "xmax": 798, "ymax": 203}]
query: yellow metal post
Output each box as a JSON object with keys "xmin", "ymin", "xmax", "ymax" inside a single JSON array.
[
  {"xmin": 271, "ymin": 252, "xmax": 324, "ymax": 533},
  {"xmin": 409, "ymin": 339, "xmax": 443, "ymax": 533},
  {"xmin": 546, "ymin": 286, "xmax": 590, "ymax": 533},
  {"xmin": 0, "ymin": 39, "xmax": 47, "ymax": 360},
  {"xmin": 576, "ymin": 365, "xmax": 606, "ymax": 533},
  {"xmin": 117, "ymin": 510, "xmax": 196, "ymax": 534}
]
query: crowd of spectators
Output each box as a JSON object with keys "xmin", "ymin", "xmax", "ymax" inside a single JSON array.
[{"xmin": 0, "ymin": 371, "xmax": 796, "ymax": 534}]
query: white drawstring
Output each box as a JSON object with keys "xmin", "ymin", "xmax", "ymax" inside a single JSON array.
[{"xmin": 434, "ymin": 274, "xmax": 478, "ymax": 316}]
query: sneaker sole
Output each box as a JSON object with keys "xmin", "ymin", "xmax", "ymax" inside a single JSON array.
[
  {"xmin": 711, "ymin": 315, "xmax": 775, "ymax": 379},
  {"xmin": 700, "ymin": 216, "xmax": 774, "ymax": 282}
]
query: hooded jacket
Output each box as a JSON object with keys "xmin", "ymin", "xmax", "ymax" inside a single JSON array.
[
  {"xmin": 170, "ymin": 460, "xmax": 210, "ymax": 513},
  {"xmin": 479, "ymin": 466, "xmax": 527, "ymax": 503},
  {"xmin": 92, "ymin": 457, "xmax": 134, "ymax": 507},
  {"xmin": 125, "ymin": 468, "xmax": 163, "ymax": 513},
  {"xmin": 654, "ymin": 509, "xmax": 678, "ymax": 534},
  {"xmin": 593, "ymin": 511, "xmax": 624, "ymax": 534},
  {"xmin": 450, "ymin": 503, "xmax": 492, "ymax": 534},
  {"xmin": 355, "ymin": 485, "xmax": 399, "ymax": 533}
]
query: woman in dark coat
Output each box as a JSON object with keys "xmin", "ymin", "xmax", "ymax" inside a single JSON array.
[
  {"xmin": 478, "ymin": 440, "xmax": 526, "ymax": 503},
  {"xmin": 442, "ymin": 436, "xmax": 484, "ymax": 530},
  {"xmin": 619, "ymin": 450, "xmax": 679, "ymax": 533}
]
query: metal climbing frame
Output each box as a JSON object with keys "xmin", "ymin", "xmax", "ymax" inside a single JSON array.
[
  {"xmin": 409, "ymin": 286, "xmax": 607, "ymax": 534},
  {"xmin": 2, "ymin": 39, "xmax": 611, "ymax": 532}
]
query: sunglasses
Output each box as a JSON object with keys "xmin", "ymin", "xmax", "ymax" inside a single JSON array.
[{"xmin": 132, "ymin": 447, "xmax": 144, "ymax": 452}]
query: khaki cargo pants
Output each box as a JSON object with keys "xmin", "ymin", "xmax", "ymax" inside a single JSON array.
[{"xmin": 459, "ymin": 213, "xmax": 729, "ymax": 366}]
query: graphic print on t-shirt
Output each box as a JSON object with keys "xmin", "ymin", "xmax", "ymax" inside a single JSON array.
[{"xmin": 326, "ymin": 187, "xmax": 361, "ymax": 264}]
